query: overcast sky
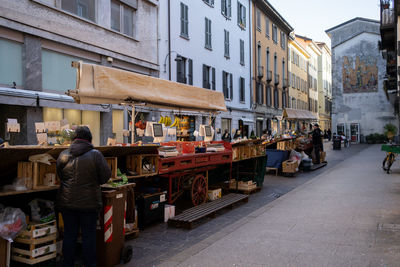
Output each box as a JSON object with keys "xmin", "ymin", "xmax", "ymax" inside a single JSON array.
[{"xmin": 267, "ymin": 0, "xmax": 380, "ymax": 46}]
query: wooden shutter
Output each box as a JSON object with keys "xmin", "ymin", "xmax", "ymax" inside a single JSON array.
[
  {"xmin": 185, "ymin": 5, "xmax": 188, "ymax": 36},
  {"xmin": 177, "ymin": 57, "xmax": 183, "ymax": 83},
  {"xmin": 212, "ymin": 67, "xmax": 215, "ymax": 90},
  {"xmin": 222, "ymin": 0, "xmax": 226, "ymax": 15},
  {"xmin": 229, "ymin": 73, "xmax": 233, "ymax": 100},
  {"xmin": 188, "ymin": 59, "xmax": 193, "ymax": 85},
  {"xmin": 180, "ymin": 3, "xmax": 184, "ymax": 35},
  {"xmin": 237, "ymin": 2, "xmax": 240, "ymax": 24},
  {"xmin": 228, "ymin": 0, "xmax": 231, "ymax": 17},
  {"xmin": 222, "ymin": 71, "xmax": 227, "ymax": 98},
  {"xmin": 243, "ymin": 6, "xmax": 246, "ymax": 27}
]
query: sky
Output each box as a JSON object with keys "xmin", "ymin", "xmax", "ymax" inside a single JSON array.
[{"xmin": 267, "ymin": 0, "xmax": 380, "ymax": 46}]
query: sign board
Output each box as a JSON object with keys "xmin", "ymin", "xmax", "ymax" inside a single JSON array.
[{"xmin": 35, "ymin": 122, "xmax": 46, "ymax": 133}]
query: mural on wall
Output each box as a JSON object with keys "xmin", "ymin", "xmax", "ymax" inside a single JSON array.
[{"xmin": 342, "ymin": 56, "xmax": 378, "ymax": 93}]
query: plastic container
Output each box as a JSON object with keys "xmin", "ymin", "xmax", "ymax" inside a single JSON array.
[{"xmin": 137, "ymin": 192, "xmax": 166, "ymax": 230}]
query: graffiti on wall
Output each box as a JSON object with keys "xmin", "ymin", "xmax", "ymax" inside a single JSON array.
[{"xmin": 342, "ymin": 56, "xmax": 378, "ymax": 93}]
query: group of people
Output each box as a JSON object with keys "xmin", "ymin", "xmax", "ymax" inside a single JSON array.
[{"xmin": 221, "ymin": 129, "xmax": 241, "ymax": 142}]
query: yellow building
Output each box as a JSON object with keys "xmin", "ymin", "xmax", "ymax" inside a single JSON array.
[
  {"xmin": 287, "ymin": 36, "xmax": 311, "ymax": 131},
  {"xmin": 251, "ymin": 0, "xmax": 293, "ymax": 136}
]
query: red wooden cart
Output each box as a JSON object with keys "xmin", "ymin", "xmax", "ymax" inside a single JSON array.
[{"xmin": 158, "ymin": 142, "xmax": 232, "ymax": 206}]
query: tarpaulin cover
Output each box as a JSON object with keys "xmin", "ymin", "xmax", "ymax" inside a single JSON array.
[
  {"xmin": 67, "ymin": 62, "xmax": 227, "ymax": 112},
  {"xmin": 283, "ymin": 108, "xmax": 318, "ymax": 120}
]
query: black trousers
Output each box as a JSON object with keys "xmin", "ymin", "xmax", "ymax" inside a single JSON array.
[{"xmin": 314, "ymin": 145, "xmax": 321, "ymax": 164}]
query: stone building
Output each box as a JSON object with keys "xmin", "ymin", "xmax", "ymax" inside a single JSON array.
[
  {"xmin": 0, "ymin": 0, "xmax": 158, "ymax": 145},
  {"xmin": 326, "ymin": 17, "xmax": 396, "ymax": 142},
  {"xmin": 251, "ymin": 0, "xmax": 293, "ymax": 136}
]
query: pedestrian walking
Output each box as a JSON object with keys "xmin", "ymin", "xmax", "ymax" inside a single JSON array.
[
  {"xmin": 327, "ymin": 128, "xmax": 332, "ymax": 141},
  {"xmin": 312, "ymin": 123, "xmax": 323, "ymax": 164},
  {"xmin": 56, "ymin": 126, "xmax": 111, "ymax": 267}
]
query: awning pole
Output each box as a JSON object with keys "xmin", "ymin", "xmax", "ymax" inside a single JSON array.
[{"xmin": 131, "ymin": 104, "xmax": 135, "ymax": 144}]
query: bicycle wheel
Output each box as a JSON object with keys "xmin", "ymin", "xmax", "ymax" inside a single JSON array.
[
  {"xmin": 386, "ymin": 153, "xmax": 395, "ymax": 174},
  {"xmin": 383, "ymin": 154, "xmax": 390, "ymax": 171}
]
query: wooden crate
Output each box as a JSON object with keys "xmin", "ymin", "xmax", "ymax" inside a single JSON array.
[
  {"xmin": 17, "ymin": 162, "xmax": 34, "ymax": 189},
  {"xmin": 282, "ymin": 160, "xmax": 298, "ymax": 173},
  {"xmin": 33, "ymin": 161, "xmax": 59, "ymax": 189},
  {"xmin": 12, "ymin": 220, "xmax": 57, "ymax": 265},
  {"xmin": 127, "ymin": 155, "xmax": 158, "ymax": 176},
  {"xmin": 105, "ymin": 157, "xmax": 118, "ymax": 179}
]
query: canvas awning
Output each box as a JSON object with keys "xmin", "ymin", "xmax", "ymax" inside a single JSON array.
[
  {"xmin": 283, "ymin": 108, "xmax": 318, "ymax": 120},
  {"xmin": 67, "ymin": 61, "xmax": 227, "ymax": 112}
]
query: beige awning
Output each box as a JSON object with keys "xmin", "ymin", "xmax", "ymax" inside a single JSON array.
[
  {"xmin": 283, "ymin": 108, "xmax": 318, "ymax": 120},
  {"xmin": 67, "ymin": 62, "xmax": 227, "ymax": 112}
]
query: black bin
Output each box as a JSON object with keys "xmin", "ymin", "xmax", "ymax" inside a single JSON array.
[
  {"xmin": 137, "ymin": 192, "xmax": 166, "ymax": 230},
  {"xmin": 333, "ymin": 139, "xmax": 341, "ymax": 150}
]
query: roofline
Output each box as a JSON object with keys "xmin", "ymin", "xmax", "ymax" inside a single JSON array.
[
  {"xmin": 289, "ymin": 39, "xmax": 311, "ymax": 58},
  {"xmin": 295, "ymin": 35, "xmax": 323, "ymax": 56},
  {"xmin": 325, "ymin": 17, "xmax": 380, "ymax": 34},
  {"xmin": 254, "ymin": 0, "xmax": 294, "ymax": 33},
  {"xmin": 331, "ymin": 31, "xmax": 380, "ymax": 49},
  {"xmin": 316, "ymin": 42, "xmax": 332, "ymax": 56}
]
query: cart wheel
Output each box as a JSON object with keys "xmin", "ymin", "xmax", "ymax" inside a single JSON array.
[
  {"xmin": 121, "ymin": 245, "xmax": 133, "ymax": 264},
  {"xmin": 191, "ymin": 174, "xmax": 207, "ymax": 206}
]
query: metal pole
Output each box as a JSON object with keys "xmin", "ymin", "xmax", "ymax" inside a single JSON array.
[{"xmin": 131, "ymin": 104, "xmax": 135, "ymax": 144}]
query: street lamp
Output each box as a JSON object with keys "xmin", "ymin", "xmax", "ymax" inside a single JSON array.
[{"xmin": 163, "ymin": 51, "xmax": 183, "ymax": 80}]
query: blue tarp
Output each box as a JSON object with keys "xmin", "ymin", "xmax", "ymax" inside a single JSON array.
[{"xmin": 266, "ymin": 149, "xmax": 289, "ymax": 169}]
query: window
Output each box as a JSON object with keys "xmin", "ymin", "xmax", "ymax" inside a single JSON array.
[
  {"xmin": 205, "ymin": 18, "xmax": 212, "ymax": 49},
  {"xmin": 281, "ymin": 32, "xmax": 286, "ymax": 49},
  {"xmin": 282, "ymin": 90, "xmax": 287, "ymax": 108},
  {"xmin": 203, "ymin": 0, "xmax": 214, "ymax": 7},
  {"xmin": 221, "ymin": 0, "xmax": 231, "ymax": 18},
  {"xmin": 266, "ymin": 48, "xmax": 270, "ymax": 73},
  {"xmin": 222, "ymin": 71, "xmax": 233, "ymax": 100},
  {"xmin": 224, "ymin": 30, "xmax": 230, "ymax": 58},
  {"xmin": 237, "ymin": 2, "xmax": 246, "ymax": 28},
  {"xmin": 282, "ymin": 59, "xmax": 285, "ymax": 82},
  {"xmin": 0, "ymin": 39, "xmax": 23, "ymax": 87},
  {"xmin": 203, "ymin": 64, "xmax": 215, "ymax": 90},
  {"xmin": 257, "ymin": 43, "xmax": 261, "ymax": 69},
  {"xmin": 240, "ymin": 39, "xmax": 245, "ymax": 65},
  {"xmin": 62, "ymin": 0, "xmax": 96, "ymax": 22},
  {"xmin": 274, "ymin": 88, "xmax": 278, "ymax": 108},
  {"xmin": 239, "ymin": 77, "xmax": 245, "ymax": 102},
  {"xmin": 272, "ymin": 24, "xmax": 277, "ymax": 43},
  {"xmin": 256, "ymin": 82, "xmax": 263, "ymax": 104},
  {"xmin": 221, "ymin": 118, "xmax": 231, "ymax": 136},
  {"xmin": 176, "ymin": 55, "xmax": 193, "ymax": 85},
  {"xmin": 111, "ymin": 0, "xmax": 136, "ymax": 38},
  {"xmin": 265, "ymin": 17, "xmax": 270, "ymax": 37},
  {"xmin": 266, "ymin": 85, "xmax": 271, "ymax": 106},
  {"xmin": 180, "ymin": 2, "xmax": 189, "ymax": 38},
  {"xmin": 256, "ymin": 9, "xmax": 261, "ymax": 31}
]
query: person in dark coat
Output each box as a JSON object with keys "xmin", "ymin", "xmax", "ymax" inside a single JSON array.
[
  {"xmin": 312, "ymin": 123, "xmax": 323, "ymax": 164},
  {"xmin": 327, "ymin": 128, "xmax": 332, "ymax": 141},
  {"xmin": 221, "ymin": 129, "xmax": 231, "ymax": 142},
  {"xmin": 57, "ymin": 126, "xmax": 111, "ymax": 267}
]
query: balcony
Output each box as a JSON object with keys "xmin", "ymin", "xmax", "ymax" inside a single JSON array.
[
  {"xmin": 266, "ymin": 70, "xmax": 272, "ymax": 83},
  {"xmin": 283, "ymin": 78, "xmax": 288, "ymax": 89},
  {"xmin": 274, "ymin": 74, "xmax": 280, "ymax": 85},
  {"xmin": 257, "ymin": 66, "xmax": 264, "ymax": 79}
]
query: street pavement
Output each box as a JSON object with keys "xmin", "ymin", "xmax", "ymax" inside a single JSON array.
[
  {"xmin": 157, "ymin": 144, "xmax": 400, "ymax": 267},
  {"xmin": 126, "ymin": 141, "xmax": 372, "ymax": 267}
]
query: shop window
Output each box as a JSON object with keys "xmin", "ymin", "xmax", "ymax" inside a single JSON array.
[
  {"xmin": 0, "ymin": 38, "xmax": 23, "ymax": 87},
  {"xmin": 113, "ymin": 110, "xmax": 124, "ymax": 143},
  {"xmin": 62, "ymin": 0, "xmax": 96, "ymax": 22}
]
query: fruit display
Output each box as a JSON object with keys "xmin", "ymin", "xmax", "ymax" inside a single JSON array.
[
  {"xmin": 158, "ymin": 116, "xmax": 179, "ymax": 128},
  {"xmin": 135, "ymin": 120, "xmax": 147, "ymax": 130}
]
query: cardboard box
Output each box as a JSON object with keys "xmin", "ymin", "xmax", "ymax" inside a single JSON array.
[
  {"xmin": 282, "ymin": 160, "xmax": 298, "ymax": 173},
  {"xmin": 207, "ymin": 188, "xmax": 221, "ymax": 201},
  {"xmin": 164, "ymin": 205, "xmax": 175, "ymax": 222}
]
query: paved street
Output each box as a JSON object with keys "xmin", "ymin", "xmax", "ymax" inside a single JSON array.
[
  {"xmin": 126, "ymin": 142, "xmax": 375, "ymax": 266},
  {"xmin": 155, "ymin": 144, "xmax": 400, "ymax": 267}
]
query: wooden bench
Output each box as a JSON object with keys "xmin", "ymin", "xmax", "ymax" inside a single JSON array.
[
  {"xmin": 168, "ymin": 193, "xmax": 249, "ymax": 229},
  {"xmin": 266, "ymin": 167, "xmax": 278, "ymax": 176}
]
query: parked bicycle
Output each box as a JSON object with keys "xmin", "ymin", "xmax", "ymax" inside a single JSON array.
[{"xmin": 382, "ymin": 144, "xmax": 400, "ymax": 173}]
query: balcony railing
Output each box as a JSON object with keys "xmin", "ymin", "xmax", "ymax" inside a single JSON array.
[
  {"xmin": 283, "ymin": 78, "xmax": 288, "ymax": 88},
  {"xmin": 257, "ymin": 66, "xmax": 264, "ymax": 79},
  {"xmin": 274, "ymin": 74, "xmax": 280, "ymax": 85},
  {"xmin": 266, "ymin": 70, "xmax": 272, "ymax": 82}
]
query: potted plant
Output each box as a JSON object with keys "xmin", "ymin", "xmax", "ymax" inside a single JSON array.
[{"xmin": 384, "ymin": 123, "xmax": 397, "ymax": 140}]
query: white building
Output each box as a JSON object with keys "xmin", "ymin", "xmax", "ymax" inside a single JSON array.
[
  {"xmin": 159, "ymin": 0, "xmax": 254, "ymax": 140},
  {"xmin": 316, "ymin": 42, "xmax": 332, "ymax": 130}
]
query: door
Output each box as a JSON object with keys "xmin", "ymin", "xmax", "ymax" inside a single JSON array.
[{"xmin": 350, "ymin": 123, "xmax": 359, "ymax": 143}]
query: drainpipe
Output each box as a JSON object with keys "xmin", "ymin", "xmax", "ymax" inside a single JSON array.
[
  {"xmin": 249, "ymin": 0, "xmax": 253, "ymax": 114},
  {"xmin": 168, "ymin": 0, "xmax": 171, "ymax": 81}
]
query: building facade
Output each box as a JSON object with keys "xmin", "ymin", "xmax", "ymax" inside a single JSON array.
[
  {"xmin": 327, "ymin": 17, "xmax": 397, "ymax": 142},
  {"xmin": 251, "ymin": 0, "xmax": 293, "ymax": 136},
  {"xmin": 287, "ymin": 35, "xmax": 310, "ymax": 131},
  {"xmin": 316, "ymin": 42, "xmax": 332, "ymax": 131},
  {"xmin": 0, "ymin": 0, "xmax": 159, "ymax": 145},
  {"xmin": 158, "ymin": 0, "xmax": 254, "ymax": 140}
]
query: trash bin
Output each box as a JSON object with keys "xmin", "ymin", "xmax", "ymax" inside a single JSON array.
[
  {"xmin": 97, "ymin": 183, "xmax": 135, "ymax": 267},
  {"xmin": 333, "ymin": 138, "xmax": 341, "ymax": 150}
]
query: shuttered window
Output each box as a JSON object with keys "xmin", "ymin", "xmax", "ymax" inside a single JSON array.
[
  {"xmin": 224, "ymin": 30, "xmax": 230, "ymax": 58},
  {"xmin": 237, "ymin": 2, "xmax": 246, "ymax": 28},
  {"xmin": 239, "ymin": 77, "xmax": 245, "ymax": 102},
  {"xmin": 221, "ymin": 0, "xmax": 231, "ymax": 18},
  {"xmin": 180, "ymin": 3, "xmax": 189, "ymax": 38},
  {"xmin": 240, "ymin": 39, "xmax": 244, "ymax": 65},
  {"xmin": 205, "ymin": 18, "xmax": 212, "ymax": 49}
]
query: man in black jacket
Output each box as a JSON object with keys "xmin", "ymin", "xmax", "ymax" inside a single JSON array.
[
  {"xmin": 312, "ymin": 123, "xmax": 323, "ymax": 164},
  {"xmin": 57, "ymin": 126, "xmax": 111, "ymax": 267}
]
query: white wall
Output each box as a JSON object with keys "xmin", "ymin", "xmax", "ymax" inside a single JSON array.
[{"xmin": 159, "ymin": 0, "xmax": 251, "ymax": 111}]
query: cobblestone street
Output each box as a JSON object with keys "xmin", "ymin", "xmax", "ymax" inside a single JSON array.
[{"xmin": 125, "ymin": 142, "xmax": 371, "ymax": 266}]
